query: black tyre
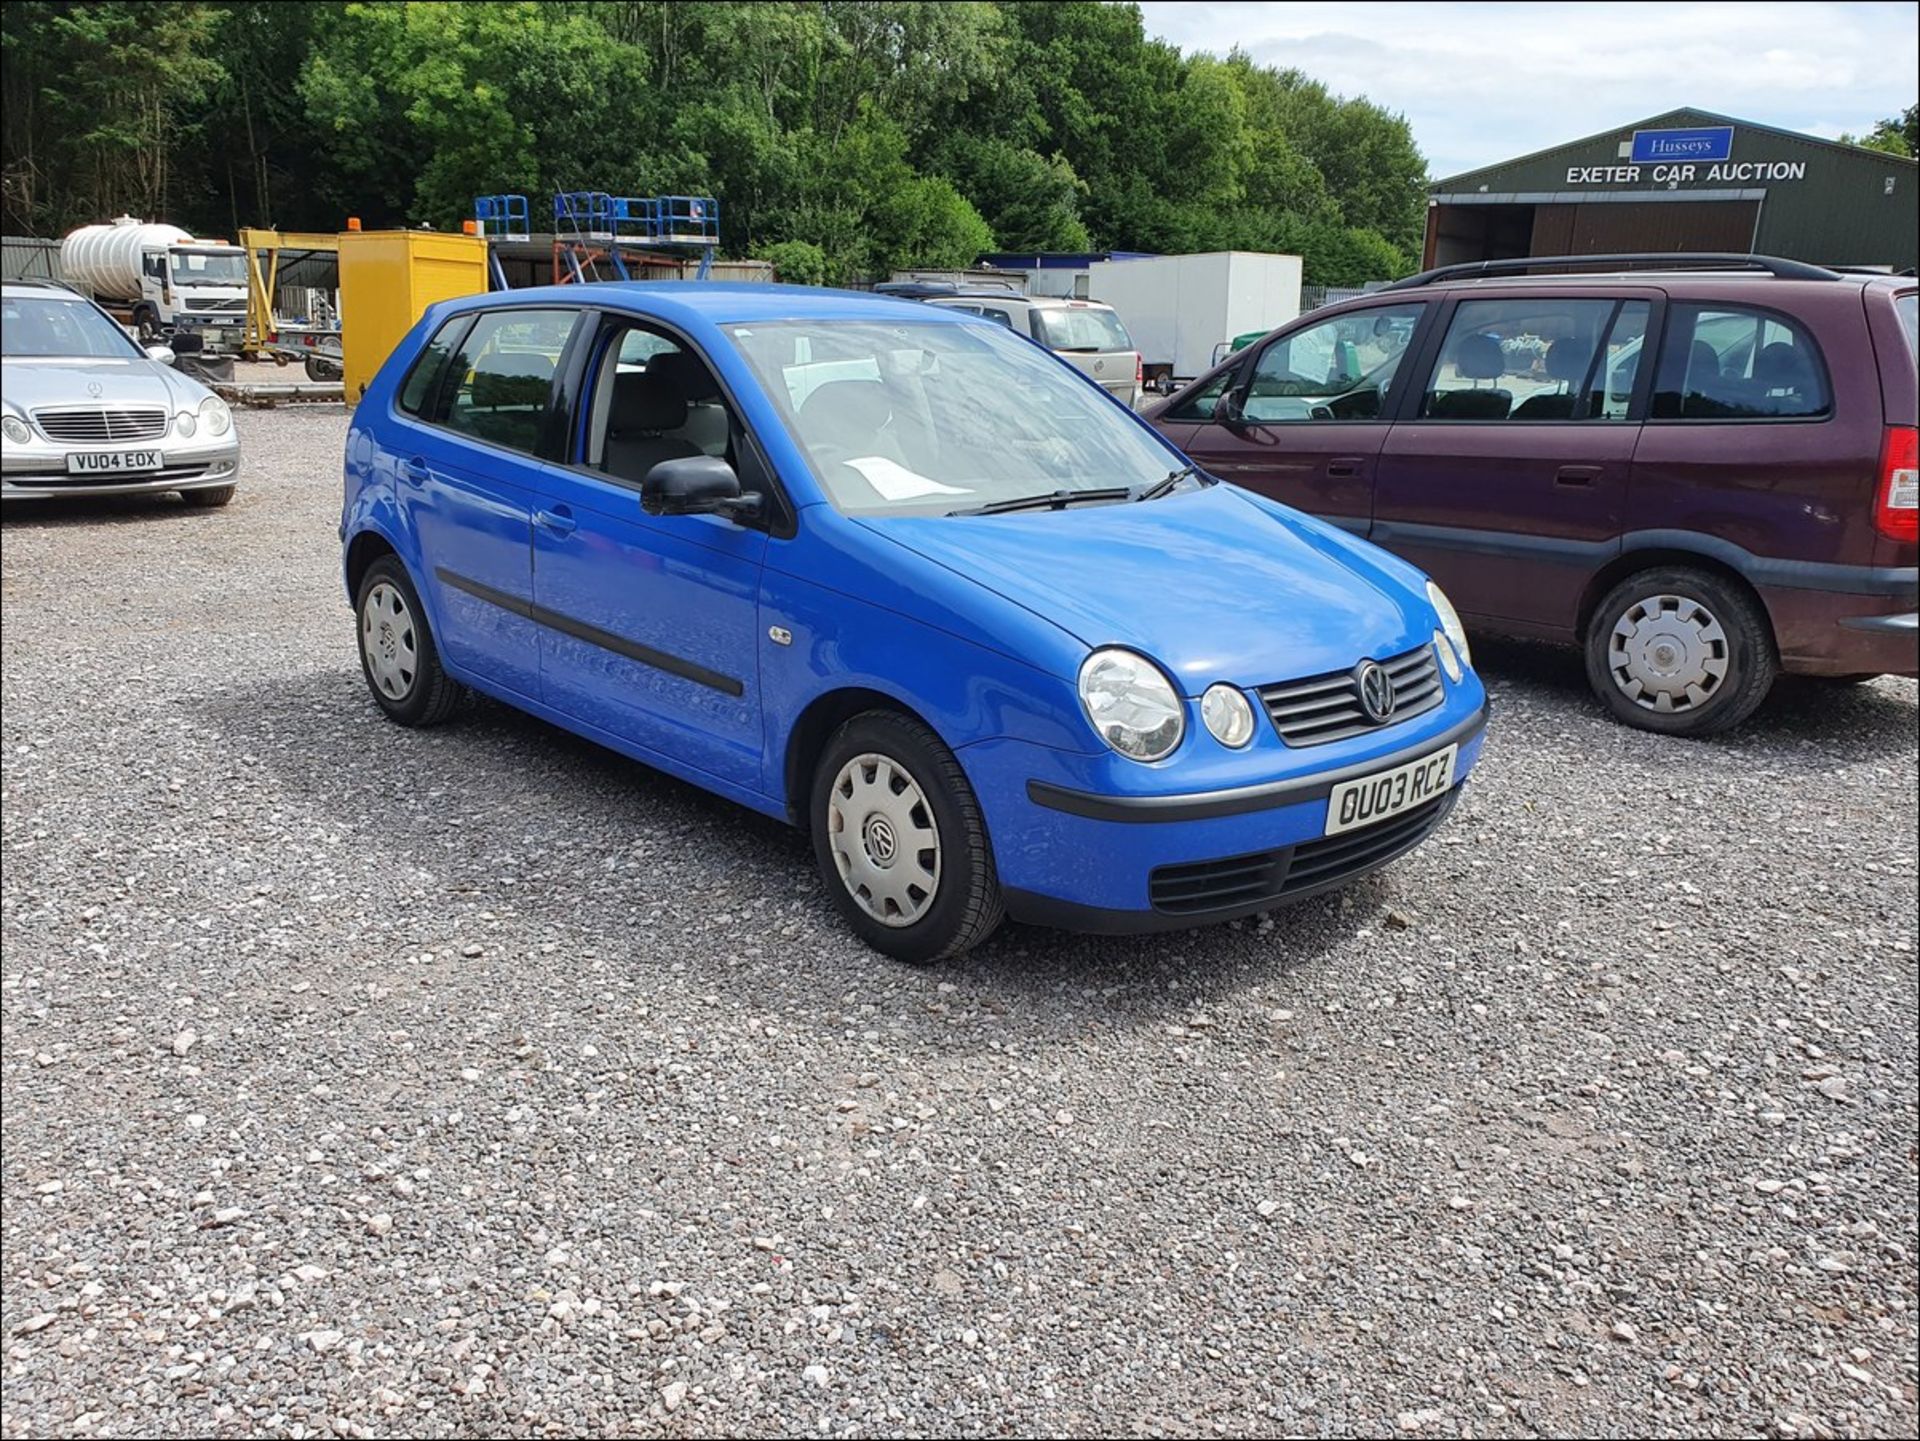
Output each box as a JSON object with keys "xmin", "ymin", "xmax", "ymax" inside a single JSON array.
[
  {"xmin": 354, "ymin": 555, "xmax": 464, "ymax": 727},
  {"xmin": 179, "ymin": 485, "xmax": 235, "ymax": 508},
  {"xmin": 1584, "ymin": 566, "xmax": 1776, "ymax": 737},
  {"xmin": 810, "ymin": 711, "xmax": 1003, "ymax": 963}
]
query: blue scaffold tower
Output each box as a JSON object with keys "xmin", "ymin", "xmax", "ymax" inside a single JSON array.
[
  {"xmin": 549, "ymin": 189, "xmax": 721, "ymax": 284},
  {"xmin": 473, "ymin": 194, "xmax": 531, "ymax": 290}
]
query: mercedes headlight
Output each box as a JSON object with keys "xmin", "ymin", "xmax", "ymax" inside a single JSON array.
[
  {"xmin": 1427, "ymin": 581, "xmax": 1470, "ymax": 669},
  {"xmin": 1079, "ymin": 648, "xmax": 1184, "ymax": 762},
  {"xmin": 198, "ymin": 395, "xmax": 233, "ymax": 437},
  {"xmin": 175, "ymin": 410, "xmax": 198, "ymax": 438},
  {"xmin": 1, "ymin": 413, "xmax": 30, "ymax": 445},
  {"xmin": 1201, "ymin": 683, "xmax": 1255, "ymax": 748}
]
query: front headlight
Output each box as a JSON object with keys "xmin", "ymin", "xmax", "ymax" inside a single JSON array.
[
  {"xmin": 1079, "ymin": 648, "xmax": 1184, "ymax": 762},
  {"xmin": 1201, "ymin": 683, "xmax": 1255, "ymax": 748},
  {"xmin": 198, "ymin": 395, "xmax": 233, "ymax": 437},
  {"xmin": 175, "ymin": 411, "xmax": 198, "ymax": 438},
  {"xmin": 1427, "ymin": 581, "xmax": 1471, "ymax": 669},
  {"xmin": 1, "ymin": 414, "xmax": 30, "ymax": 445}
]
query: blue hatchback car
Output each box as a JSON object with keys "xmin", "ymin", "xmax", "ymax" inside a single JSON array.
[{"xmin": 340, "ymin": 285, "xmax": 1488, "ymax": 962}]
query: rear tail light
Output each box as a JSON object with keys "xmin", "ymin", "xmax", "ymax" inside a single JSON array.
[
  {"xmin": 1134, "ymin": 353, "xmax": 1143, "ymax": 391},
  {"xmin": 1875, "ymin": 425, "xmax": 1918, "ymax": 542}
]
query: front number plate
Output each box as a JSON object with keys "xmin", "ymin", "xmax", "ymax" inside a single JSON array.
[
  {"xmin": 1324, "ymin": 744, "xmax": 1457, "ymax": 836},
  {"xmin": 67, "ymin": 450, "xmax": 162, "ymax": 475}
]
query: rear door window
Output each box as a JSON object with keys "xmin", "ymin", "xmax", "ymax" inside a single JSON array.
[
  {"xmin": 398, "ymin": 316, "xmax": 472, "ymax": 416},
  {"xmin": 1417, "ymin": 297, "xmax": 1642, "ymax": 421},
  {"xmin": 1652, "ymin": 304, "xmax": 1831, "ymax": 419},
  {"xmin": 436, "ymin": 308, "xmax": 580, "ymax": 453}
]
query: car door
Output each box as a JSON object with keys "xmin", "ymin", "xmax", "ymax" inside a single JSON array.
[
  {"xmin": 531, "ymin": 315, "xmax": 769, "ymax": 790},
  {"xmin": 1175, "ymin": 301, "xmax": 1431, "ymax": 534},
  {"xmin": 391, "ymin": 306, "xmax": 583, "ymax": 701},
  {"xmin": 1371, "ymin": 290, "xmax": 1656, "ymax": 630}
]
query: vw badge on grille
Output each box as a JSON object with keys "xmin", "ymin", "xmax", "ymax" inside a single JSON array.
[{"xmin": 1355, "ymin": 659, "xmax": 1395, "ymax": 723}]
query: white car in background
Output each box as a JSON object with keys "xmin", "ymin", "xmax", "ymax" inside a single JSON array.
[{"xmin": 1, "ymin": 279, "xmax": 240, "ymax": 506}]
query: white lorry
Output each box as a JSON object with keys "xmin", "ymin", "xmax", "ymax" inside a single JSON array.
[
  {"xmin": 60, "ymin": 218, "xmax": 249, "ymax": 374},
  {"xmin": 1087, "ymin": 251, "xmax": 1303, "ymax": 392}
]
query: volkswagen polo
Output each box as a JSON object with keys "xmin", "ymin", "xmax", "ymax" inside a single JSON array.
[{"xmin": 340, "ymin": 285, "xmax": 1488, "ymax": 962}]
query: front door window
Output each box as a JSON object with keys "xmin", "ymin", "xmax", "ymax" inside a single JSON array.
[{"xmin": 1239, "ymin": 304, "xmax": 1425, "ymax": 422}]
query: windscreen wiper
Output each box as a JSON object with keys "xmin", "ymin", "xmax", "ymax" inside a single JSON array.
[
  {"xmin": 948, "ymin": 487, "xmax": 1134, "ymax": 517},
  {"xmin": 1132, "ymin": 463, "xmax": 1205, "ymax": 502}
]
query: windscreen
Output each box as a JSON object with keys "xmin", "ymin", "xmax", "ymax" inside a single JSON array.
[
  {"xmin": 169, "ymin": 250, "xmax": 247, "ymax": 287},
  {"xmin": 1031, "ymin": 306, "xmax": 1135, "ymax": 353},
  {"xmin": 727, "ymin": 318, "xmax": 1176, "ymax": 517},
  {"xmin": 1, "ymin": 295, "xmax": 143, "ymax": 358}
]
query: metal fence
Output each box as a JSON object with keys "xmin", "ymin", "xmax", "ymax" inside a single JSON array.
[{"xmin": 1301, "ymin": 282, "xmax": 1392, "ymax": 311}]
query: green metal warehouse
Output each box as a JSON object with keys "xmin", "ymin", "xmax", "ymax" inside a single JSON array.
[{"xmin": 1425, "ymin": 107, "xmax": 1918, "ymax": 272}]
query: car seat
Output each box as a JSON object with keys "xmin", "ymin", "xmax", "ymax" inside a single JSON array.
[
  {"xmin": 1425, "ymin": 333, "xmax": 1512, "ymax": 419},
  {"xmin": 650, "ymin": 349, "xmax": 730, "ymax": 457},
  {"xmin": 1510, "ymin": 338, "xmax": 1593, "ymax": 420},
  {"xmin": 604, "ymin": 370, "xmax": 701, "ymax": 482}
]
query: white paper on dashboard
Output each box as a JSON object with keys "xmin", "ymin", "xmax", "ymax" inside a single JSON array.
[{"xmin": 845, "ymin": 455, "xmax": 968, "ymax": 500}]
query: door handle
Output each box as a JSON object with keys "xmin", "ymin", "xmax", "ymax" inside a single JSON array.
[
  {"xmin": 535, "ymin": 505, "xmax": 576, "ymax": 538},
  {"xmin": 1326, "ymin": 458, "xmax": 1364, "ymax": 479},
  {"xmin": 1555, "ymin": 465, "xmax": 1603, "ymax": 488},
  {"xmin": 399, "ymin": 456, "xmax": 430, "ymax": 486}
]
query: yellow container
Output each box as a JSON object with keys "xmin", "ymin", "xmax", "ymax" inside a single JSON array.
[{"xmin": 337, "ymin": 230, "xmax": 488, "ymax": 402}]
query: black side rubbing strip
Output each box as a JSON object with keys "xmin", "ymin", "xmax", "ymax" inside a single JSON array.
[{"xmin": 434, "ymin": 567, "xmax": 745, "ymax": 697}]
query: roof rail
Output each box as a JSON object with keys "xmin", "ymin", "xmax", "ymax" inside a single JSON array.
[{"xmin": 1381, "ymin": 252, "xmax": 1842, "ymax": 291}]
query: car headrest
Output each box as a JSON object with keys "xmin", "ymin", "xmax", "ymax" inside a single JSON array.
[
  {"xmin": 1545, "ymin": 339, "xmax": 1591, "ymax": 384},
  {"xmin": 1753, "ymin": 341, "xmax": 1812, "ymax": 391},
  {"xmin": 797, "ymin": 379, "xmax": 889, "ymax": 445},
  {"xmin": 1455, "ymin": 333, "xmax": 1506, "ymax": 382},
  {"xmin": 651, "ymin": 348, "xmax": 722, "ymax": 403},
  {"xmin": 610, "ymin": 369, "xmax": 686, "ymax": 433},
  {"xmin": 1689, "ymin": 340, "xmax": 1721, "ymax": 382}
]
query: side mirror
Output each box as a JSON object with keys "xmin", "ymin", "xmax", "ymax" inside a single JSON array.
[
  {"xmin": 641, "ymin": 454, "xmax": 761, "ymax": 521},
  {"xmin": 144, "ymin": 344, "xmax": 177, "ymax": 367},
  {"xmin": 1217, "ymin": 388, "xmax": 1249, "ymax": 427}
]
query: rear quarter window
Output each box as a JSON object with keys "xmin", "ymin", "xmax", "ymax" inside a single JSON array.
[
  {"xmin": 1896, "ymin": 293, "xmax": 1917, "ymax": 358},
  {"xmin": 1651, "ymin": 304, "xmax": 1831, "ymax": 421}
]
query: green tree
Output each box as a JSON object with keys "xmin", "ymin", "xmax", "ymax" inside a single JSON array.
[{"xmin": 1839, "ymin": 104, "xmax": 1919, "ymax": 158}]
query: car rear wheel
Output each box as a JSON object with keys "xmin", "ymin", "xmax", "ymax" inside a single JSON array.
[
  {"xmin": 1584, "ymin": 566, "xmax": 1776, "ymax": 737},
  {"xmin": 355, "ymin": 556, "xmax": 464, "ymax": 727},
  {"xmin": 178, "ymin": 485, "xmax": 235, "ymax": 508},
  {"xmin": 810, "ymin": 712, "xmax": 1003, "ymax": 964}
]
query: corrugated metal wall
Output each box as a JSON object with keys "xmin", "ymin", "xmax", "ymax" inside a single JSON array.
[{"xmin": 2, "ymin": 236, "xmax": 64, "ymax": 281}]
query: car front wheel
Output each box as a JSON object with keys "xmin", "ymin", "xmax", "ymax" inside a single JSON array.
[
  {"xmin": 1584, "ymin": 566, "xmax": 1776, "ymax": 736},
  {"xmin": 355, "ymin": 556, "xmax": 465, "ymax": 726},
  {"xmin": 810, "ymin": 712, "xmax": 1003, "ymax": 963}
]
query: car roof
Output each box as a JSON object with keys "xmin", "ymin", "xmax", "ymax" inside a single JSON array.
[
  {"xmin": 1, "ymin": 279, "xmax": 84, "ymax": 295},
  {"xmin": 434, "ymin": 281, "xmax": 978, "ymax": 328}
]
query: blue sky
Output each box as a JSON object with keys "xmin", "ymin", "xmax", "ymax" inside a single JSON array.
[{"xmin": 1136, "ymin": 1, "xmax": 1919, "ymax": 178}]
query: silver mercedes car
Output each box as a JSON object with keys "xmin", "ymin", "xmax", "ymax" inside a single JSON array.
[{"xmin": 2, "ymin": 279, "xmax": 241, "ymax": 505}]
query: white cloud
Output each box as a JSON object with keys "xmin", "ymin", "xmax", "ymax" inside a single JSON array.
[{"xmin": 1137, "ymin": 1, "xmax": 1918, "ymax": 177}]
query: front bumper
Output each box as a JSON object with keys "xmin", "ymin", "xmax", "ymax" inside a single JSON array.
[
  {"xmin": 2, "ymin": 442, "xmax": 240, "ymax": 500},
  {"xmin": 962, "ymin": 689, "xmax": 1489, "ymax": 932}
]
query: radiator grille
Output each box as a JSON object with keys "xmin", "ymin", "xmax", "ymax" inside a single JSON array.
[
  {"xmin": 32, "ymin": 407, "xmax": 169, "ymax": 444},
  {"xmin": 1256, "ymin": 644, "xmax": 1443, "ymax": 747}
]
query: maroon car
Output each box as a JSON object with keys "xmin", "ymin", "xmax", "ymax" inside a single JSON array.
[{"xmin": 1147, "ymin": 254, "xmax": 1918, "ymax": 735}]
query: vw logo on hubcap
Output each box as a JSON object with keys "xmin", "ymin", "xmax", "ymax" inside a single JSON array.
[
  {"xmin": 1355, "ymin": 659, "xmax": 1396, "ymax": 723},
  {"xmin": 862, "ymin": 813, "xmax": 898, "ymax": 868}
]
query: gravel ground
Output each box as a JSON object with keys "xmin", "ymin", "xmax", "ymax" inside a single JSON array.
[{"xmin": 3, "ymin": 404, "xmax": 1916, "ymax": 1440}]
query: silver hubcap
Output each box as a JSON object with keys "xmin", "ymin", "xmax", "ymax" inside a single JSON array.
[
  {"xmin": 1608, "ymin": 593, "xmax": 1729, "ymax": 713},
  {"xmin": 827, "ymin": 753, "xmax": 940, "ymax": 928},
  {"xmin": 360, "ymin": 581, "xmax": 419, "ymax": 701}
]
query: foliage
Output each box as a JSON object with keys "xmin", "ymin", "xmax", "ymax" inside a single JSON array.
[
  {"xmin": 1, "ymin": 0, "xmax": 1431, "ymax": 284},
  {"xmin": 762, "ymin": 239, "xmax": 828, "ymax": 286},
  {"xmin": 1838, "ymin": 104, "xmax": 1919, "ymax": 159}
]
